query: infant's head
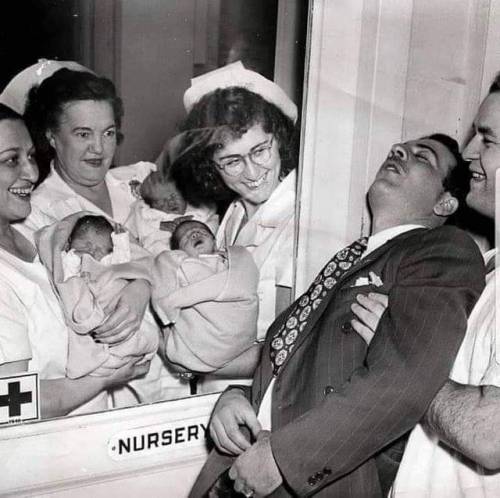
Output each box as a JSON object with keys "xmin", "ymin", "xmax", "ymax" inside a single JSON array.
[
  {"xmin": 140, "ymin": 171, "xmax": 187, "ymax": 215},
  {"xmin": 68, "ymin": 215, "xmax": 114, "ymax": 262},
  {"xmin": 171, "ymin": 220, "xmax": 216, "ymax": 257}
]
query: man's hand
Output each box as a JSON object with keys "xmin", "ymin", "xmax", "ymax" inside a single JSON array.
[
  {"xmin": 350, "ymin": 292, "xmax": 388, "ymax": 345},
  {"xmin": 94, "ymin": 279, "xmax": 151, "ymax": 345},
  {"xmin": 209, "ymin": 388, "xmax": 261, "ymax": 456},
  {"xmin": 229, "ymin": 431, "xmax": 283, "ymax": 497}
]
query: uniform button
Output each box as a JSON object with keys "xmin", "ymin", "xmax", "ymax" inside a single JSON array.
[
  {"xmin": 308, "ymin": 476, "xmax": 317, "ymax": 486},
  {"xmin": 324, "ymin": 385, "xmax": 336, "ymax": 395},
  {"xmin": 341, "ymin": 321, "xmax": 353, "ymax": 333},
  {"xmin": 314, "ymin": 471, "xmax": 324, "ymax": 480},
  {"xmin": 323, "ymin": 466, "xmax": 332, "ymax": 475}
]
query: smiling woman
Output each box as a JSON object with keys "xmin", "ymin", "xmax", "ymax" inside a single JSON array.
[
  {"xmin": 6, "ymin": 64, "xmax": 193, "ymax": 407},
  {"xmin": 0, "ymin": 116, "xmax": 37, "ymax": 226},
  {"xmin": 47, "ymin": 99, "xmax": 118, "ymax": 191},
  {"xmin": 167, "ymin": 62, "xmax": 298, "ymax": 392},
  {"xmin": 0, "ymin": 104, "xmax": 148, "ymax": 417}
]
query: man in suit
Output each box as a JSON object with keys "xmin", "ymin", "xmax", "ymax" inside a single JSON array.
[{"xmin": 190, "ymin": 134, "xmax": 485, "ymax": 497}]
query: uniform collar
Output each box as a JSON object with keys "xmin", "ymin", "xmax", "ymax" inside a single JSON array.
[
  {"xmin": 44, "ymin": 161, "xmax": 77, "ymax": 197},
  {"xmin": 45, "ymin": 161, "xmax": 120, "ymax": 197},
  {"xmin": 40, "ymin": 161, "xmax": 112, "ymax": 219},
  {"xmin": 232, "ymin": 169, "xmax": 296, "ymax": 228}
]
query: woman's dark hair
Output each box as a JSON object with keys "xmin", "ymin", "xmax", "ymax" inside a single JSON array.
[
  {"xmin": 0, "ymin": 103, "xmax": 24, "ymax": 123},
  {"xmin": 24, "ymin": 68, "xmax": 123, "ymax": 182},
  {"xmin": 169, "ymin": 86, "xmax": 297, "ymax": 207}
]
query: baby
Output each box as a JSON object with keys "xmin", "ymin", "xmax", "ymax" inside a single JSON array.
[
  {"xmin": 62, "ymin": 215, "xmax": 125, "ymax": 278},
  {"xmin": 36, "ymin": 214, "xmax": 158, "ymax": 379},
  {"xmin": 125, "ymin": 170, "xmax": 218, "ymax": 256},
  {"xmin": 151, "ymin": 220, "xmax": 259, "ymax": 373},
  {"xmin": 170, "ymin": 219, "xmax": 218, "ymax": 258}
]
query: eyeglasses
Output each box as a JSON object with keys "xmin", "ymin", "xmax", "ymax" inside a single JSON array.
[{"xmin": 214, "ymin": 137, "xmax": 274, "ymax": 176}]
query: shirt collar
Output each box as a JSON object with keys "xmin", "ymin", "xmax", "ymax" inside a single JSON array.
[
  {"xmin": 484, "ymin": 247, "xmax": 497, "ymax": 273},
  {"xmin": 364, "ymin": 224, "xmax": 426, "ymax": 258},
  {"xmin": 45, "ymin": 161, "xmax": 76, "ymax": 197},
  {"xmin": 42, "ymin": 161, "xmax": 113, "ymax": 219},
  {"xmin": 233, "ymin": 169, "xmax": 296, "ymax": 228},
  {"xmin": 47, "ymin": 160, "xmax": 120, "ymax": 195}
]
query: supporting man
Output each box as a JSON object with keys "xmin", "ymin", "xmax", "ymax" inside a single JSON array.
[{"xmin": 388, "ymin": 76, "xmax": 500, "ymax": 497}]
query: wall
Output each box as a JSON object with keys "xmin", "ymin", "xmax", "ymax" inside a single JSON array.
[
  {"xmin": 95, "ymin": 0, "xmax": 297, "ymax": 165},
  {"xmin": 115, "ymin": 0, "xmax": 196, "ymax": 164}
]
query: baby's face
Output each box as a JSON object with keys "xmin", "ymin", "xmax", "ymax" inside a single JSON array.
[
  {"xmin": 176, "ymin": 222, "xmax": 215, "ymax": 257},
  {"xmin": 147, "ymin": 181, "xmax": 187, "ymax": 215},
  {"xmin": 70, "ymin": 229, "xmax": 113, "ymax": 262}
]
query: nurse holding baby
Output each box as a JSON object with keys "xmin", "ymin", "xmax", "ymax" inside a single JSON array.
[
  {"xmin": 0, "ymin": 103, "xmax": 147, "ymax": 417},
  {"xmin": 0, "ymin": 60, "xmax": 201, "ymax": 405},
  {"xmin": 168, "ymin": 62, "xmax": 299, "ymax": 391}
]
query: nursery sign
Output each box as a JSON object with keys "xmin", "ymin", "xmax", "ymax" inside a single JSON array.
[{"xmin": 108, "ymin": 418, "xmax": 209, "ymax": 461}]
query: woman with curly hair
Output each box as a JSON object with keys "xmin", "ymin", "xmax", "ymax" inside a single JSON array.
[{"xmin": 167, "ymin": 62, "xmax": 299, "ymax": 387}]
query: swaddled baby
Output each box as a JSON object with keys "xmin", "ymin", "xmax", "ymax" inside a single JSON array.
[
  {"xmin": 125, "ymin": 171, "xmax": 218, "ymax": 256},
  {"xmin": 36, "ymin": 214, "xmax": 158, "ymax": 379},
  {"xmin": 152, "ymin": 220, "xmax": 259, "ymax": 373},
  {"xmin": 62, "ymin": 215, "xmax": 128, "ymax": 279}
]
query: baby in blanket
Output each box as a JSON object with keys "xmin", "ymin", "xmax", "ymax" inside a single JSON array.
[
  {"xmin": 125, "ymin": 171, "xmax": 218, "ymax": 256},
  {"xmin": 36, "ymin": 214, "xmax": 159, "ymax": 379},
  {"xmin": 152, "ymin": 220, "xmax": 259, "ymax": 373},
  {"xmin": 63, "ymin": 215, "xmax": 124, "ymax": 276}
]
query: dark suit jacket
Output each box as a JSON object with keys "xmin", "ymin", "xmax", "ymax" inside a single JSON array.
[{"xmin": 191, "ymin": 226, "xmax": 485, "ymax": 497}]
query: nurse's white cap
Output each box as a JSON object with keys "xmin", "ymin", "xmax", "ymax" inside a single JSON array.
[
  {"xmin": 0, "ymin": 59, "xmax": 91, "ymax": 114},
  {"xmin": 183, "ymin": 61, "xmax": 298, "ymax": 124}
]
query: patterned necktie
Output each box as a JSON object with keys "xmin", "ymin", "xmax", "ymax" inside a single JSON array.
[{"xmin": 270, "ymin": 237, "xmax": 368, "ymax": 376}]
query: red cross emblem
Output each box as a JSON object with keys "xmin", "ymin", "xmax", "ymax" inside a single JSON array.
[{"xmin": 0, "ymin": 373, "xmax": 39, "ymax": 425}]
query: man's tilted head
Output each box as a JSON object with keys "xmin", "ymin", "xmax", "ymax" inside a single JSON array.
[{"xmin": 368, "ymin": 134, "xmax": 467, "ymax": 232}]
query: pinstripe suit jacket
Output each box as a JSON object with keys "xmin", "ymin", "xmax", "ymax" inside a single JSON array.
[{"xmin": 190, "ymin": 226, "xmax": 485, "ymax": 498}]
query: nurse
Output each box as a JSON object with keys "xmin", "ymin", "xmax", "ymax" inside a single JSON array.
[
  {"xmin": 2, "ymin": 61, "xmax": 189, "ymax": 404},
  {"xmin": 0, "ymin": 103, "xmax": 148, "ymax": 418},
  {"xmin": 170, "ymin": 62, "xmax": 298, "ymax": 387}
]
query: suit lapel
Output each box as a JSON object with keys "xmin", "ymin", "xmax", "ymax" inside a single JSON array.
[{"xmin": 274, "ymin": 228, "xmax": 426, "ymax": 376}]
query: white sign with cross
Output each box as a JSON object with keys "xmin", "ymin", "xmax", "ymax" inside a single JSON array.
[{"xmin": 0, "ymin": 373, "xmax": 39, "ymax": 425}]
